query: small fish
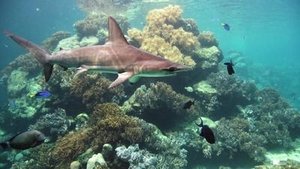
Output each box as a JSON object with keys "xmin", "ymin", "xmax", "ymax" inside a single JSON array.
[
  {"xmin": 290, "ymin": 92, "xmax": 297, "ymax": 101},
  {"xmin": 224, "ymin": 60, "xmax": 235, "ymax": 75},
  {"xmin": 0, "ymin": 130, "xmax": 45, "ymax": 150},
  {"xmin": 196, "ymin": 118, "xmax": 215, "ymax": 144},
  {"xmin": 35, "ymin": 90, "xmax": 51, "ymax": 98},
  {"xmin": 222, "ymin": 23, "xmax": 230, "ymax": 31},
  {"xmin": 183, "ymin": 100, "xmax": 195, "ymax": 109}
]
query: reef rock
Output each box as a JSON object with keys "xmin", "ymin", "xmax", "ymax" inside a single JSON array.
[
  {"xmin": 115, "ymin": 144, "xmax": 158, "ymax": 169},
  {"xmin": 86, "ymin": 153, "xmax": 108, "ymax": 169}
]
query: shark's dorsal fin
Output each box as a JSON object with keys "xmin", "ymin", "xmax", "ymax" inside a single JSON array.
[{"xmin": 107, "ymin": 16, "xmax": 129, "ymax": 45}]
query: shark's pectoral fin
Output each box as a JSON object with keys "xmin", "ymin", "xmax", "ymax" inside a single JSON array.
[
  {"xmin": 129, "ymin": 76, "xmax": 141, "ymax": 84},
  {"xmin": 74, "ymin": 66, "xmax": 88, "ymax": 77},
  {"xmin": 109, "ymin": 72, "xmax": 134, "ymax": 89}
]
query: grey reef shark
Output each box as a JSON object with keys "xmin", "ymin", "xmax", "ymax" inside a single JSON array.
[{"xmin": 4, "ymin": 16, "xmax": 191, "ymax": 88}]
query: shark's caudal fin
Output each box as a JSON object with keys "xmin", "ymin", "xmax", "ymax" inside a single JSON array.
[{"xmin": 4, "ymin": 31, "xmax": 53, "ymax": 82}]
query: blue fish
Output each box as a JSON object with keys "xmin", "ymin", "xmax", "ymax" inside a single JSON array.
[
  {"xmin": 222, "ymin": 23, "xmax": 230, "ymax": 31},
  {"xmin": 35, "ymin": 90, "xmax": 51, "ymax": 98}
]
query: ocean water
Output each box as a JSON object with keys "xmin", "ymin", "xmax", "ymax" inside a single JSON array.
[{"xmin": 0, "ymin": 0, "xmax": 300, "ymax": 168}]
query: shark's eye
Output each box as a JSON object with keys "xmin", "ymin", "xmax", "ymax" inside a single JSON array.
[
  {"xmin": 163, "ymin": 67, "xmax": 177, "ymax": 72},
  {"xmin": 168, "ymin": 67, "xmax": 177, "ymax": 71}
]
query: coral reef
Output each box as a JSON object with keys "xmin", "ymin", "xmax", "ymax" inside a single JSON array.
[
  {"xmin": 128, "ymin": 5, "xmax": 199, "ymax": 67},
  {"xmin": 86, "ymin": 153, "xmax": 108, "ymax": 169},
  {"xmin": 69, "ymin": 73, "xmax": 125, "ymax": 110},
  {"xmin": 115, "ymin": 144, "xmax": 158, "ymax": 169},
  {"xmin": 198, "ymin": 31, "xmax": 218, "ymax": 48},
  {"xmin": 42, "ymin": 31, "xmax": 71, "ymax": 52},
  {"xmin": 74, "ymin": 13, "xmax": 129, "ymax": 40},
  {"xmin": 29, "ymin": 108, "xmax": 71, "ymax": 139},
  {"xmin": 255, "ymin": 159, "xmax": 300, "ymax": 169},
  {"xmin": 197, "ymin": 72, "xmax": 257, "ymax": 117},
  {"xmin": 215, "ymin": 117, "xmax": 267, "ymax": 162},
  {"xmin": 122, "ymin": 82, "xmax": 198, "ymax": 130}
]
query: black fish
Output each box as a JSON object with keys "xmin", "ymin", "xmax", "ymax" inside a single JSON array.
[
  {"xmin": 222, "ymin": 23, "xmax": 230, "ymax": 31},
  {"xmin": 183, "ymin": 100, "xmax": 195, "ymax": 109},
  {"xmin": 224, "ymin": 60, "xmax": 235, "ymax": 75},
  {"xmin": 196, "ymin": 118, "xmax": 215, "ymax": 144},
  {"xmin": 0, "ymin": 130, "xmax": 45, "ymax": 150}
]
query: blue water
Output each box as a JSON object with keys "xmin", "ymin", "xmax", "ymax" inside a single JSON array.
[
  {"xmin": 129, "ymin": 0, "xmax": 300, "ymax": 109},
  {"xmin": 0, "ymin": 0, "xmax": 84, "ymax": 68}
]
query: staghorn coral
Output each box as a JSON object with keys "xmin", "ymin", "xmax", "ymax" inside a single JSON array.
[
  {"xmin": 128, "ymin": 5, "xmax": 199, "ymax": 67},
  {"xmin": 122, "ymin": 82, "xmax": 198, "ymax": 130}
]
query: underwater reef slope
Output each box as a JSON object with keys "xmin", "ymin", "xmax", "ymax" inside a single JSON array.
[{"xmin": 0, "ymin": 5, "xmax": 300, "ymax": 169}]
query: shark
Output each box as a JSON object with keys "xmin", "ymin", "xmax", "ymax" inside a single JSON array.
[{"xmin": 5, "ymin": 16, "xmax": 191, "ymax": 88}]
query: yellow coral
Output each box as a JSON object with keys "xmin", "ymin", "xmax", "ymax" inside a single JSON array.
[{"xmin": 128, "ymin": 5, "xmax": 199, "ymax": 67}]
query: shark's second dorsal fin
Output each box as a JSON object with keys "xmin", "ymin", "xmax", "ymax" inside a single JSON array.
[{"xmin": 107, "ymin": 16, "xmax": 129, "ymax": 45}]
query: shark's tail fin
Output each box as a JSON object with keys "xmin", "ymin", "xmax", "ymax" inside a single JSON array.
[{"xmin": 4, "ymin": 31, "xmax": 53, "ymax": 82}]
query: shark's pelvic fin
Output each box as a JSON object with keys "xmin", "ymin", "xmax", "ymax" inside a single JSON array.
[
  {"xmin": 109, "ymin": 72, "xmax": 134, "ymax": 89},
  {"xmin": 107, "ymin": 16, "xmax": 129, "ymax": 45},
  {"xmin": 129, "ymin": 76, "xmax": 141, "ymax": 84},
  {"xmin": 74, "ymin": 66, "xmax": 88, "ymax": 77}
]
